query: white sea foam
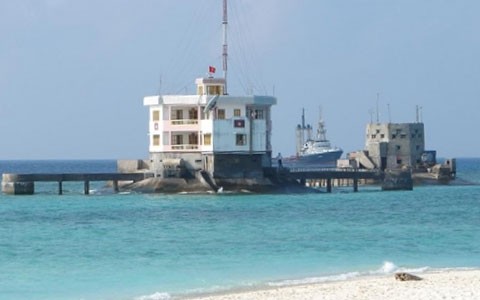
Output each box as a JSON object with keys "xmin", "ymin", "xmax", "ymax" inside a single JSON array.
[
  {"xmin": 267, "ymin": 261, "xmax": 430, "ymax": 288},
  {"xmin": 400, "ymin": 266, "xmax": 430, "ymax": 273},
  {"xmin": 369, "ymin": 261, "xmax": 430, "ymax": 275},
  {"xmin": 268, "ymin": 271, "xmax": 361, "ymax": 287},
  {"xmin": 134, "ymin": 292, "xmax": 171, "ymax": 300},
  {"xmin": 377, "ymin": 261, "xmax": 398, "ymax": 273}
]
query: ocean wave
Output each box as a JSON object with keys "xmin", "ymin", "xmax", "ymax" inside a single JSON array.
[
  {"xmin": 267, "ymin": 271, "xmax": 361, "ymax": 286},
  {"xmin": 134, "ymin": 284, "xmax": 237, "ymax": 300},
  {"xmin": 369, "ymin": 261, "xmax": 431, "ymax": 275},
  {"xmin": 134, "ymin": 292, "xmax": 172, "ymax": 300},
  {"xmin": 267, "ymin": 261, "xmax": 431, "ymax": 287}
]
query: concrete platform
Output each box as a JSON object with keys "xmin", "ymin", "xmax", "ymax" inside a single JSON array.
[{"xmin": 2, "ymin": 172, "xmax": 153, "ymax": 195}]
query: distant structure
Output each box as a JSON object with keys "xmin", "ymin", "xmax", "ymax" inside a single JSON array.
[
  {"xmin": 295, "ymin": 108, "xmax": 312, "ymax": 156},
  {"xmin": 363, "ymin": 122, "xmax": 425, "ymax": 170},
  {"xmin": 345, "ymin": 107, "xmax": 456, "ymax": 183},
  {"xmin": 286, "ymin": 108, "xmax": 342, "ymax": 167}
]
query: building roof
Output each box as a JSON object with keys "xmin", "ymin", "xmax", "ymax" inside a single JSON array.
[{"xmin": 144, "ymin": 94, "xmax": 276, "ymax": 106}]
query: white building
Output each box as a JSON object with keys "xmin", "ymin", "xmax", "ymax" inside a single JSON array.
[{"xmin": 143, "ymin": 76, "xmax": 277, "ymax": 180}]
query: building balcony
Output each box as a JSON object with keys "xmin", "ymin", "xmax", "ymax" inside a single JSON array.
[
  {"xmin": 170, "ymin": 119, "xmax": 199, "ymax": 125},
  {"xmin": 163, "ymin": 120, "xmax": 200, "ymax": 132},
  {"xmin": 170, "ymin": 144, "xmax": 199, "ymax": 151}
]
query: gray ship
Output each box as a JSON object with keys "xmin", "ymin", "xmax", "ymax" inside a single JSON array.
[{"xmin": 284, "ymin": 108, "xmax": 343, "ymax": 167}]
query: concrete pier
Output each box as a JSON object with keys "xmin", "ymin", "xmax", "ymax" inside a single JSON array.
[
  {"xmin": 3, "ymin": 168, "xmax": 413, "ymax": 195},
  {"xmin": 287, "ymin": 167, "xmax": 383, "ymax": 193},
  {"xmin": 2, "ymin": 172, "xmax": 153, "ymax": 195}
]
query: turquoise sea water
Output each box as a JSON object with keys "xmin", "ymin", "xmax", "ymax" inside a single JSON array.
[{"xmin": 1, "ymin": 159, "xmax": 479, "ymax": 300}]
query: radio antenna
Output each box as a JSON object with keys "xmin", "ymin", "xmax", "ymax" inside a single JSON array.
[{"xmin": 222, "ymin": 0, "xmax": 228, "ymax": 95}]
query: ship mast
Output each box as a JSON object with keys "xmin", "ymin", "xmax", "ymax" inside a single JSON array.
[
  {"xmin": 222, "ymin": 0, "xmax": 228, "ymax": 95},
  {"xmin": 317, "ymin": 107, "xmax": 327, "ymax": 141}
]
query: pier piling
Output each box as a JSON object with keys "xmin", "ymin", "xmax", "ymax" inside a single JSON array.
[
  {"xmin": 284, "ymin": 167, "xmax": 385, "ymax": 193},
  {"xmin": 84, "ymin": 181, "xmax": 90, "ymax": 195}
]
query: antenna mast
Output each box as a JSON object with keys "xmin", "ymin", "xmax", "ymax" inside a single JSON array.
[
  {"xmin": 301, "ymin": 108, "xmax": 306, "ymax": 129},
  {"xmin": 222, "ymin": 0, "xmax": 228, "ymax": 95}
]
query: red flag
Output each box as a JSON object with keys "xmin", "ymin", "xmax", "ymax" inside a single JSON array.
[{"xmin": 209, "ymin": 66, "xmax": 216, "ymax": 73}]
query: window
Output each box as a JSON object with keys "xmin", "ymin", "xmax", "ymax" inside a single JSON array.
[
  {"xmin": 416, "ymin": 145, "xmax": 420, "ymax": 150},
  {"xmin": 255, "ymin": 109, "xmax": 264, "ymax": 119},
  {"xmin": 396, "ymin": 145, "xmax": 401, "ymax": 150},
  {"xmin": 153, "ymin": 134, "xmax": 160, "ymax": 146},
  {"xmin": 152, "ymin": 110, "xmax": 160, "ymax": 121},
  {"xmin": 204, "ymin": 134, "xmax": 211, "ymax": 145},
  {"xmin": 188, "ymin": 133, "xmax": 198, "ymax": 145},
  {"xmin": 207, "ymin": 85, "xmax": 221, "ymax": 95},
  {"xmin": 234, "ymin": 119, "xmax": 245, "ymax": 128},
  {"xmin": 234, "ymin": 109, "xmax": 241, "ymax": 117},
  {"xmin": 380, "ymin": 134, "xmax": 385, "ymax": 138},
  {"xmin": 371, "ymin": 134, "xmax": 376, "ymax": 139},
  {"xmin": 217, "ymin": 109, "xmax": 225, "ymax": 119},
  {"xmin": 236, "ymin": 134, "xmax": 247, "ymax": 145},
  {"xmin": 248, "ymin": 108, "xmax": 264, "ymax": 119},
  {"xmin": 397, "ymin": 159, "xmax": 402, "ymax": 164},
  {"xmin": 189, "ymin": 108, "xmax": 198, "ymax": 120},
  {"xmin": 171, "ymin": 110, "xmax": 183, "ymax": 120},
  {"xmin": 400, "ymin": 134, "xmax": 407, "ymax": 139},
  {"xmin": 172, "ymin": 135, "xmax": 183, "ymax": 145},
  {"xmin": 392, "ymin": 134, "xmax": 397, "ymax": 139}
]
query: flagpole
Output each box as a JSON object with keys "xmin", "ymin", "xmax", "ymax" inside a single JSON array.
[{"xmin": 222, "ymin": 0, "xmax": 228, "ymax": 95}]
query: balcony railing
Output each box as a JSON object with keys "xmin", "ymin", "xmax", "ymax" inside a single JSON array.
[
  {"xmin": 171, "ymin": 119, "xmax": 199, "ymax": 125},
  {"xmin": 171, "ymin": 144, "xmax": 199, "ymax": 150}
]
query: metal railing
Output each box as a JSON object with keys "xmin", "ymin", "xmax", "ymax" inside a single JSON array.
[
  {"xmin": 288, "ymin": 167, "xmax": 378, "ymax": 173},
  {"xmin": 171, "ymin": 144, "xmax": 199, "ymax": 150},
  {"xmin": 171, "ymin": 119, "xmax": 199, "ymax": 125}
]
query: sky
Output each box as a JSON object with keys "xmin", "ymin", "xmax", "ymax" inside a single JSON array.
[{"xmin": 1, "ymin": 0, "xmax": 479, "ymax": 159}]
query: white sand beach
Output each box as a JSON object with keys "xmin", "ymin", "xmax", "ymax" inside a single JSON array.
[{"xmin": 187, "ymin": 269, "xmax": 480, "ymax": 300}]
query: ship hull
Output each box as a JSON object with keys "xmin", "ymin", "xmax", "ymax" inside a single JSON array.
[{"xmin": 282, "ymin": 150, "xmax": 343, "ymax": 168}]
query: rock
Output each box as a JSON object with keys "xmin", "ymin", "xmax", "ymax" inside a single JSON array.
[
  {"xmin": 382, "ymin": 169, "xmax": 413, "ymax": 191},
  {"xmin": 395, "ymin": 272, "xmax": 423, "ymax": 281}
]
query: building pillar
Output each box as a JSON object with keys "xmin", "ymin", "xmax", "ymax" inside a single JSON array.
[
  {"xmin": 326, "ymin": 178, "xmax": 332, "ymax": 193},
  {"xmin": 353, "ymin": 178, "xmax": 358, "ymax": 192},
  {"xmin": 58, "ymin": 181, "xmax": 63, "ymax": 195},
  {"xmin": 113, "ymin": 180, "xmax": 119, "ymax": 193},
  {"xmin": 84, "ymin": 181, "xmax": 90, "ymax": 195}
]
